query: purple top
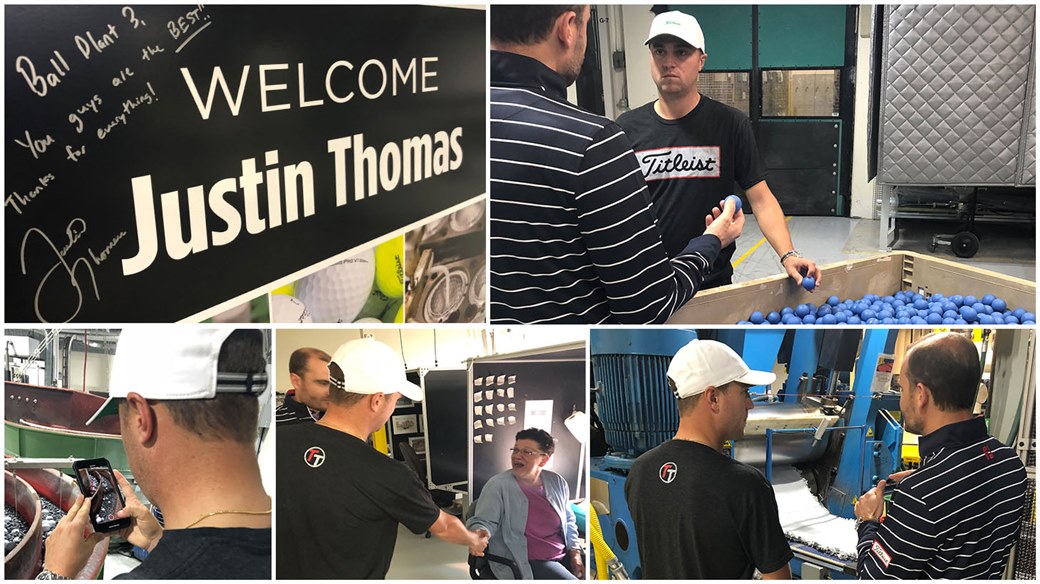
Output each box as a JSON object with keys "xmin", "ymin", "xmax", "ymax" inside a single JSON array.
[{"xmin": 518, "ymin": 480, "xmax": 566, "ymax": 561}]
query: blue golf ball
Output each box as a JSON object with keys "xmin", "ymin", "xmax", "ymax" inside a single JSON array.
[
  {"xmin": 725, "ymin": 194, "xmax": 742, "ymax": 213},
  {"xmin": 926, "ymin": 313, "xmax": 942, "ymax": 325},
  {"xmin": 992, "ymin": 298, "xmax": 1007, "ymax": 312},
  {"xmin": 959, "ymin": 306, "xmax": 978, "ymax": 322},
  {"xmin": 750, "ymin": 311, "xmax": 765, "ymax": 324},
  {"xmin": 767, "ymin": 311, "xmax": 782, "ymax": 324},
  {"xmin": 795, "ymin": 304, "xmax": 810, "ymax": 317},
  {"xmin": 802, "ymin": 276, "xmax": 816, "ymax": 291},
  {"xmin": 827, "ymin": 295, "xmax": 840, "ymax": 306},
  {"xmin": 982, "ymin": 294, "xmax": 995, "ymax": 305}
]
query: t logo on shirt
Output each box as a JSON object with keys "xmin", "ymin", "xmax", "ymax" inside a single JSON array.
[
  {"xmin": 636, "ymin": 146, "xmax": 721, "ymax": 181},
  {"xmin": 659, "ymin": 462, "xmax": 678, "ymax": 483},
  {"xmin": 304, "ymin": 446, "xmax": 326, "ymax": 468}
]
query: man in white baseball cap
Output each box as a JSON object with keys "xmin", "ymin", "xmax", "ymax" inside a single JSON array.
[
  {"xmin": 276, "ymin": 336, "xmax": 488, "ymax": 579},
  {"xmin": 625, "ymin": 339, "xmax": 792, "ymax": 579},
  {"xmin": 617, "ymin": 9, "xmax": 820, "ymax": 293},
  {"xmin": 41, "ymin": 328, "xmax": 272, "ymax": 580}
]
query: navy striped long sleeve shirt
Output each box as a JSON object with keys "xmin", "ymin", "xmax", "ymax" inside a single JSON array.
[
  {"xmin": 490, "ymin": 51, "xmax": 719, "ymax": 324},
  {"xmin": 857, "ymin": 416, "xmax": 1027, "ymax": 579}
]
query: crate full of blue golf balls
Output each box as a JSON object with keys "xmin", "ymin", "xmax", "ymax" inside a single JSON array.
[{"xmin": 665, "ymin": 251, "xmax": 1035, "ymax": 325}]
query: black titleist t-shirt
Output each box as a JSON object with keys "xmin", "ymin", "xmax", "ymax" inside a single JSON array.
[
  {"xmin": 115, "ymin": 527, "xmax": 271, "ymax": 579},
  {"xmin": 617, "ymin": 96, "xmax": 767, "ymax": 283},
  {"xmin": 625, "ymin": 440, "xmax": 792, "ymax": 579},
  {"xmin": 275, "ymin": 423, "xmax": 441, "ymax": 579}
]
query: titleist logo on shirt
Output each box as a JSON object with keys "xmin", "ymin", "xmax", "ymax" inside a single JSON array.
[{"xmin": 636, "ymin": 146, "xmax": 721, "ymax": 181}]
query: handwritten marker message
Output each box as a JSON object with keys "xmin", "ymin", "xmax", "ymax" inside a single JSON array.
[{"xmin": 6, "ymin": 4, "xmax": 485, "ymax": 323}]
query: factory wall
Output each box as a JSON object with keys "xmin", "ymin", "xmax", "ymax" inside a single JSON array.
[
  {"xmin": 66, "ymin": 351, "xmax": 113, "ymax": 395},
  {"xmin": 275, "ymin": 327, "xmax": 586, "ymax": 393}
]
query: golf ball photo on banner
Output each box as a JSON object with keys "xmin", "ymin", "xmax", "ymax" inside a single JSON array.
[{"xmin": 270, "ymin": 238, "xmax": 405, "ymax": 324}]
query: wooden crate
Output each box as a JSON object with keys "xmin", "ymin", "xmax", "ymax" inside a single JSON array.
[{"xmin": 666, "ymin": 252, "xmax": 1036, "ymax": 324}]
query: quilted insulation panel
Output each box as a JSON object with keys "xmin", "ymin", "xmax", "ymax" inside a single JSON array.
[{"xmin": 877, "ymin": 4, "xmax": 1036, "ymax": 186}]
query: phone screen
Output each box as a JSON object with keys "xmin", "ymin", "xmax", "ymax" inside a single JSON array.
[{"xmin": 73, "ymin": 459, "xmax": 129, "ymax": 532}]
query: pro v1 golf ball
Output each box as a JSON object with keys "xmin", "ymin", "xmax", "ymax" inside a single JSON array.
[{"xmin": 294, "ymin": 248, "xmax": 376, "ymax": 323}]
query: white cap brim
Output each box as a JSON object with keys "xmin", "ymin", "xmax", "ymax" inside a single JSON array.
[
  {"xmin": 395, "ymin": 379, "xmax": 424, "ymax": 402},
  {"xmin": 734, "ymin": 369, "xmax": 776, "ymax": 388}
]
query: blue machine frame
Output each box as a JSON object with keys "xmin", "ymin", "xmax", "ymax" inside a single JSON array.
[{"xmin": 589, "ymin": 329, "xmax": 905, "ymax": 579}]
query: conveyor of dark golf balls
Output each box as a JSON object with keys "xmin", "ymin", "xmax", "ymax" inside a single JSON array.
[
  {"xmin": 739, "ymin": 291, "xmax": 1036, "ymax": 326},
  {"xmin": 4, "ymin": 499, "xmax": 68, "ymax": 553}
]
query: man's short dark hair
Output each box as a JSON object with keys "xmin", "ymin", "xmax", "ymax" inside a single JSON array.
[
  {"xmin": 326, "ymin": 362, "xmax": 368, "ymax": 407},
  {"xmin": 289, "ymin": 347, "xmax": 331, "ymax": 377},
  {"xmin": 904, "ymin": 332, "xmax": 981, "ymax": 411},
  {"xmin": 158, "ymin": 330, "xmax": 266, "ymax": 444},
  {"xmin": 515, "ymin": 427, "xmax": 555, "ymax": 455},
  {"xmin": 490, "ymin": 5, "xmax": 584, "ymax": 46}
]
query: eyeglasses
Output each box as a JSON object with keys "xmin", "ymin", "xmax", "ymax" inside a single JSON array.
[{"xmin": 509, "ymin": 447, "xmax": 546, "ymax": 457}]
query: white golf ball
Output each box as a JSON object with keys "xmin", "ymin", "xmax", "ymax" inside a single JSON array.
[
  {"xmin": 270, "ymin": 294, "xmax": 313, "ymax": 323},
  {"xmin": 294, "ymin": 249, "xmax": 376, "ymax": 323}
]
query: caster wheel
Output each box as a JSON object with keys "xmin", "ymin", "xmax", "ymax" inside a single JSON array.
[{"xmin": 952, "ymin": 231, "xmax": 979, "ymax": 258}]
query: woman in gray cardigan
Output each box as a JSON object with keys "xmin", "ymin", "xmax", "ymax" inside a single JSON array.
[{"xmin": 467, "ymin": 428, "xmax": 584, "ymax": 579}]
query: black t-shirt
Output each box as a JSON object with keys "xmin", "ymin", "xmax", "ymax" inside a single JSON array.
[
  {"xmin": 625, "ymin": 440, "xmax": 792, "ymax": 579},
  {"xmin": 617, "ymin": 97, "xmax": 767, "ymax": 283},
  {"xmin": 114, "ymin": 527, "xmax": 271, "ymax": 579},
  {"xmin": 275, "ymin": 423, "xmax": 441, "ymax": 579}
]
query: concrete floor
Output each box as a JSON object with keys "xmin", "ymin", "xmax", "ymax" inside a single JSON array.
[
  {"xmin": 732, "ymin": 216, "xmax": 1035, "ymax": 282},
  {"xmin": 385, "ymin": 523, "xmax": 471, "ymax": 579}
]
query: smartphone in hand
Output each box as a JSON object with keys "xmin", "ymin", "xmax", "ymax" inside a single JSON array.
[{"xmin": 72, "ymin": 458, "xmax": 131, "ymax": 533}]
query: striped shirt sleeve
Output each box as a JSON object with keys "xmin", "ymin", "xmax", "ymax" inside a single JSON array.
[
  {"xmin": 857, "ymin": 488, "xmax": 937, "ymax": 579},
  {"xmin": 572, "ymin": 122, "xmax": 720, "ymax": 324}
]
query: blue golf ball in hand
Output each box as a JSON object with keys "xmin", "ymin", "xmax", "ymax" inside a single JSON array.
[
  {"xmin": 802, "ymin": 276, "xmax": 815, "ymax": 291},
  {"xmin": 725, "ymin": 195, "xmax": 742, "ymax": 213}
]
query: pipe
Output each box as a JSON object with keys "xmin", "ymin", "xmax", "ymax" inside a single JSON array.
[{"xmin": 588, "ymin": 505, "xmax": 628, "ymax": 579}]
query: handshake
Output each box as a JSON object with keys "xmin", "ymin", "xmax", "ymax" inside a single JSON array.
[{"xmin": 468, "ymin": 528, "xmax": 490, "ymax": 556}]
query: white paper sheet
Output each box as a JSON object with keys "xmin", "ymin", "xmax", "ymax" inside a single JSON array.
[{"xmin": 771, "ymin": 465, "xmax": 858, "ymax": 560}]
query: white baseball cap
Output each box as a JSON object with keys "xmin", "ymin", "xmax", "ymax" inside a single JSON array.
[
  {"xmin": 329, "ymin": 338, "xmax": 423, "ymax": 402},
  {"xmin": 87, "ymin": 328, "xmax": 268, "ymax": 425},
  {"xmin": 667, "ymin": 340, "xmax": 774, "ymax": 398},
  {"xmin": 645, "ymin": 10, "xmax": 706, "ymax": 53}
]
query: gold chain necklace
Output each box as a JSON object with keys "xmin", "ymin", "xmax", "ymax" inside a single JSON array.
[{"xmin": 185, "ymin": 508, "xmax": 272, "ymax": 529}]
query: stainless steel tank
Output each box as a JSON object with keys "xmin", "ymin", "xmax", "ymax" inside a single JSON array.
[
  {"xmin": 732, "ymin": 402, "xmax": 838, "ymax": 466},
  {"xmin": 5, "ymin": 471, "xmax": 42, "ymax": 580}
]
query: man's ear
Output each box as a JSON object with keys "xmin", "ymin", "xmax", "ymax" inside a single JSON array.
[
  {"xmin": 290, "ymin": 372, "xmax": 302, "ymax": 391},
  {"xmin": 554, "ymin": 9, "xmax": 578, "ymax": 49},
  {"xmin": 705, "ymin": 386, "xmax": 722, "ymax": 412},
  {"xmin": 915, "ymin": 383, "xmax": 933, "ymax": 412},
  {"xmin": 368, "ymin": 392, "xmax": 386, "ymax": 412},
  {"xmin": 123, "ymin": 392, "xmax": 157, "ymax": 447}
]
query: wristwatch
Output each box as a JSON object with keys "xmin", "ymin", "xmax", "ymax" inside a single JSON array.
[
  {"xmin": 779, "ymin": 250, "xmax": 801, "ymax": 266},
  {"xmin": 37, "ymin": 569, "xmax": 71, "ymax": 580},
  {"xmin": 855, "ymin": 516, "xmax": 879, "ymax": 529}
]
